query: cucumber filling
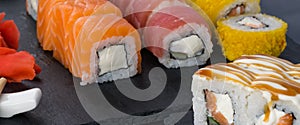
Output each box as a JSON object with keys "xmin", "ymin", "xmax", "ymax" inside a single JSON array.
[
  {"xmin": 208, "ymin": 116, "xmax": 220, "ymax": 125},
  {"xmin": 97, "ymin": 45, "xmax": 128, "ymax": 76},
  {"xmin": 169, "ymin": 35, "xmax": 204, "ymax": 60}
]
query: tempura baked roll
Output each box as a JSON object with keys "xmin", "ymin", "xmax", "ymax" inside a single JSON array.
[
  {"xmin": 217, "ymin": 14, "xmax": 288, "ymax": 61},
  {"xmin": 192, "ymin": 55, "xmax": 300, "ymax": 125},
  {"xmin": 187, "ymin": 0, "xmax": 261, "ymax": 24}
]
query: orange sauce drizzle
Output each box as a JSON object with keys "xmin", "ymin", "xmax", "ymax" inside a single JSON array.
[{"xmin": 263, "ymin": 102, "xmax": 273, "ymax": 122}]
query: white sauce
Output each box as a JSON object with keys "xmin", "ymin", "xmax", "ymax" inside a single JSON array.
[
  {"xmin": 262, "ymin": 91, "xmax": 272, "ymax": 103},
  {"xmin": 98, "ymin": 45, "xmax": 128, "ymax": 75},
  {"xmin": 279, "ymin": 94, "xmax": 300, "ymax": 110},
  {"xmin": 201, "ymin": 68, "xmax": 250, "ymax": 85},
  {"xmin": 234, "ymin": 59, "xmax": 284, "ymax": 72},
  {"xmin": 256, "ymin": 108, "xmax": 286, "ymax": 125},
  {"xmin": 213, "ymin": 93, "xmax": 234, "ymax": 124},
  {"xmin": 169, "ymin": 35, "xmax": 204, "ymax": 59},
  {"xmin": 252, "ymin": 81, "xmax": 287, "ymax": 91}
]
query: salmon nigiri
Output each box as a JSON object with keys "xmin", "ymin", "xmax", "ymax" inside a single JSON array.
[{"xmin": 37, "ymin": 0, "xmax": 141, "ymax": 85}]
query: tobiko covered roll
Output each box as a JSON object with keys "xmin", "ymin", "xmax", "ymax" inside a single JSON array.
[
  {"xmin": 110, "ymin": 0, "xmax": 214, "ymax": 68},
  {"xmin": 217, "ymin": 14, "xmax": 288, "ymax": 61},
  {"xmin": 192, "ymin": 55, "xmax": 300, "ymax": 125},
  {"xmin": 37, "ymin": 0, "xmax": 142, "ymax": 85},
  {"xmin": 187, "ymin": 0, "xmax": 261, "ymax": 24}
]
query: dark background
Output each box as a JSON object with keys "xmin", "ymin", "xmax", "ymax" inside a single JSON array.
[{"xmin": 0, "ymin": 0, "xmax": 299, "ymax": 124}]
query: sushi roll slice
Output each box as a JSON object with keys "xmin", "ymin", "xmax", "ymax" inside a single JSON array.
[
  {"xmin": 144, "ymin": 7, "xmax": 213, "ymax": 68},
  {"xmin": 187, "ymin": 0, "xmax": 261, "ymax": 24},
  {"xmin": 37, "ymin": 0, "xmax": 142, "ymax": 85},
  {"xmin": 26, "ymin": 0, "xmax": 38, "ymax": 20},
  {"xmin": 110, "ymin": 0, "xmax": 215, "ymax": 68},
  {"xmin": 192, "ymin": 55, "xmax": 300, "ymax": 125},
  {"xmin": 217, "ymin": 14, "xmax": 288, "ymax": 61},
  {"xmin": 71, "ymin": 15, "xmax": 142, "ymax": 85}
]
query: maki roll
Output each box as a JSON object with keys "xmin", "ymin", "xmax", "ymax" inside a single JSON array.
[
  {"xmin": 37, "ymin": 0, "xmax": 142, "ymax": 85},
  {"xmin": 71, "ymin": 15, "xmax": 142, "ymax": 84},
  {"xmin": 187, "ymin": 0, "xmax": 261, "ymax": 24},
  {"xmin": 192, "ymin": 55, "xmax": 300, "ymax": 125},
  {"xmin": 143, "ymin": 4, "xmax": 213, "ymax": 68},
  {"xmin": 110, "ymin": 0, "xmax": 215, "ymax": 68},
  {"xmin": 217, "ymin": 14, "xmax": 288, "ymax": 61}
]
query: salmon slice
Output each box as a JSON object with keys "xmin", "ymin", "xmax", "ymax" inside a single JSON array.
[
  {"xmin": 49, "ymin": 0, "xmax": 123, "ymax": 68},
  {"xmin": 277, "ymin": 114, "xmax": 293, "ymax": 125},
  {"xmin": 37, "ymin": 0, "xmax": 65, "ymax": 50},
  {"xmin": 205, "ymin": 90, "xmax": 231, "ymax": 125},
  {"xmin": 47, "ymin": 0, "xmax": 122, "ymax": 68}
]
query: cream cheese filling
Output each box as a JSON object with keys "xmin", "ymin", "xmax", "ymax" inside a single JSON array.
[
  {"xmin": 213, "ymin": 93, "xmax": 234, "ymax": 124},
  {"xmin": 260, "ymin": 91, "xmax": 297, "ymax": 125},
  {"xmin": 256, "ymin": 108, "xmax": 286, "ymax": 125},
  {"xmin": 169, "ymin": 35, "xmax": 204, "ymax": 60},
  {"xmin": 98, "ymin": 45, "xmax": 128, "ymax": 76}
]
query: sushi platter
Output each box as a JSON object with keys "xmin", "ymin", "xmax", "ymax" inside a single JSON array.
[{"xmin": 1, "ymin": 0, "xmax": 300, "ymax": 125}]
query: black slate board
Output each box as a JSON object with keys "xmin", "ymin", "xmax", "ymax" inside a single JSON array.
[{"xmin": 0, "ymin": 0, "xmax": 300, "ymax": 125}]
